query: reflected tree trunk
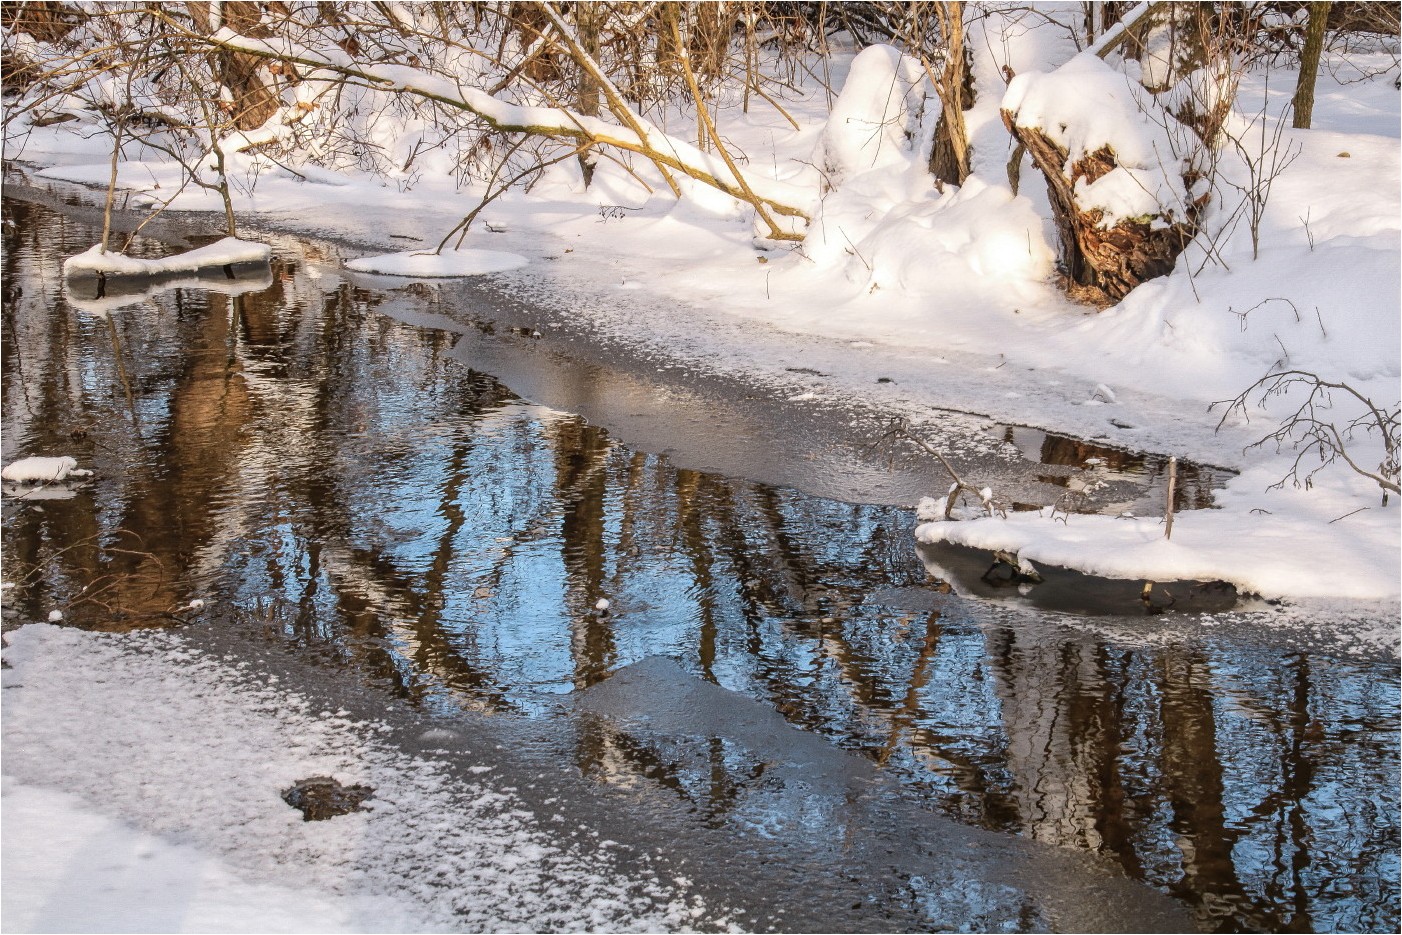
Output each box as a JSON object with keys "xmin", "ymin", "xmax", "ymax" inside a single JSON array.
[
  {"xmin": 550, "ymin": 417, "xmax": 616, "ymax": 689},
  {"xmin": 1157, "ymin": 653, "xmax": 1262, "ymax": 925}
]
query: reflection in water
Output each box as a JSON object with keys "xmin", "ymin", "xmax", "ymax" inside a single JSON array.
[
  {"xmin": 990, "ymin": 423, "xmax": 1225, "ymax": 513},
  {"xmin": 2, "ymin": 197, "xmax": 1397, "ymax": 933}
]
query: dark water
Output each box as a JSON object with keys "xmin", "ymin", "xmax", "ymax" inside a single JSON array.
[{"xmin": 2, "ymin": 195, "xmax": 1397, "ymax": 933}]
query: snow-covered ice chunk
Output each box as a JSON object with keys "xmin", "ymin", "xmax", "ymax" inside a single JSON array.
[
  {"xmin": 2, "ymin": 456, "xmax": 82, "ymax": 483},
  {"xmin": 345, "ymin": 248, "xmax": 527, "ymax": 278},
  {"xmin": 64, "ymin": 238, "xmax": 272, "ymax": 277}
]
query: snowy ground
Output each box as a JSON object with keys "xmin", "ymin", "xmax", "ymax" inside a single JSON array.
[{"xmin": 2, "ymin": 624, "xmax": 724, "ymax": 933}]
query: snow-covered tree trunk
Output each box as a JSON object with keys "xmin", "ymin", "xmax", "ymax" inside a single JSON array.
[
  {"xmin": 1001, "ymin": 50, "xmax": 1198, "ymax": 305},
  {"xmin": 1002, "ymin": 117, "xmax": 1193, "ymax": 304}
]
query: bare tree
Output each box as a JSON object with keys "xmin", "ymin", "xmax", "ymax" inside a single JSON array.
[{"xmin": 1291, "ymin": 1, "xmax": 1331, "ymax": 128}]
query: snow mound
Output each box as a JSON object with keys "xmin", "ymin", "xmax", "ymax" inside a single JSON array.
[
  {"xmin": 815, "ymin": 44, "xmax": 931, "ymax": 186},
  {"xmin": 64, "ymin": 238, "xmax": 273, "ymax": 277},
  {"xmin": 345, "ymin": 248, "xmax": 528, "ymax": 278},
  {"xmin": 801, "ymin": 173, "xmax": 1055, "ymax": 291},
  {"xmin": 1, "ymin": 456, "xmax": 89, "ymax": 483}
]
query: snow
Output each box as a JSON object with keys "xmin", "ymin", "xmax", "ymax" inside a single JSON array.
[
  {"xmin": 1002, "ymin": 53, "xmax": 1191, "ymax": 226},
  {"xmin": 344, "ymin": 247, "xmax": 528, "ymax": 278},
  {"xmin": 2, "ymin": 780, "xmax": 383, "ymax": 934},
  {"xmin": 1, "ymin": 455, "xmax": 89, "ymax": 483},
  {"xmin": 1, "ymin": 624, "xmax": 720, "ymax": 933},
  {"xmin": 63, "ymin": 237, "xmax": 273, "ymax": 277},
  {"xmin": 815, "ymin": 44, "xmax": 930, "ymax": 186}
]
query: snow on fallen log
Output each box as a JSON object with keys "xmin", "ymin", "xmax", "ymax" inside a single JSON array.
[
  {"xmin": 2, "ymin": 456, "xmax": 92, "ymax": 483},
  {"xmin": 63, "ymin": 237, "xmax": 272, "ymax": 278}
]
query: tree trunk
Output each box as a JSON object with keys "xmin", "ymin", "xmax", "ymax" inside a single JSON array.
[
  {"xmin": 574, "ymin": 3, "xmax": 602, "ymax": 187},
  {"xmin": 1292, "ymin": 1, "xmax": 1330, "ymax": 129},
  {"xmin": 1000, "ymin": 113, "xmax": 1194, "ymax": 305},
  {"xmin": 185, "ymin": 1, "xmax": 283, "ymax": 131},
  {"xmin": 929, "ymin": 1, "xmax": 973, "ymax": 186}
]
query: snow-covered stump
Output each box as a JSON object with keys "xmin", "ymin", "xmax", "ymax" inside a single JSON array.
[
  {"xmin": 1003, "ymin": 122, "xmax": 1195, "ymax": 304},
  {"xmin": 1000, "ymin": 54, "xmax": 1200, "ymax": 305}
]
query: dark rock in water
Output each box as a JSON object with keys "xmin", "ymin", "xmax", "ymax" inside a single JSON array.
[
  {"xmin": 981, "ymin": 559, "xmax": 1020, "ymax": 587},
  {"xmin": 281, "ymin": 776, "xmax": 374, "ymax": 821}
]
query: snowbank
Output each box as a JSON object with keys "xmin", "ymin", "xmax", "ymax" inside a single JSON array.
[
  {"xmin": 2, "ymin": 780, "xmax": 386, "ymax": 934},
  {"xmin": 1, "ymin": 623, "xmax": 722, "ymax": 933},
  {"xmin": 63, "ymin": 237, "xmax": 273, "ymax": 277},
  {"xmin": 344, "ymin": 247, "xmax": 528, "ymax": 278},
  {"xmin": 917, "ymin": 463, "xmax": 1400, "ymax": 601}
]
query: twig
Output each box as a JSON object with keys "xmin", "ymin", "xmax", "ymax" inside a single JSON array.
[
  {"xmin": 873, "ymin": 418, "xmax": 1003, "ymax": 519},
  {"xmin": 1328, "ymin": 506, "xmax": 1369, "ymax": 524},
  {"xmin": 1164, "ymin": 456, "xmax": 1177, "ymax": 539}
]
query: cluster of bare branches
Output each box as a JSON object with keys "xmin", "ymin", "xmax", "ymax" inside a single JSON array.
[
  {"xmin": 870, "ymin": 417, "xmax": 1008, "ymax": 519},
  {"xmin": 3, "ymin": 3, "xmax": 1397, "ymax": 272},
  {"xmin": 1213, "ymin": 370, "xmax": 1401, "ymax": 504}
]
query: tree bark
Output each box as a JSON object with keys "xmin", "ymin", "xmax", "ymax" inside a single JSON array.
[
  {"xmin": 1000, "ymin": 113, "xmax": 1194, "ymax": 305},
  {"xmin": 929, "ymin": 1, "xmax": 973, "ymax": 186},
  {"xmin": 574, "ymin": 3, "xmax": 602, "ymax": 187},
  {"xmin": 186, "ymin": 1, "xmax": 283, "ymax": 131},
  {"xmin": 1292, "ymin": 1, "xmax": 1330, "ymax": 129}
]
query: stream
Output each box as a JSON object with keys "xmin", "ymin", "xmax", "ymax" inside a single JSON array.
[{"xmin": 2, "ymin": 191, "xmax": 1398, "ymax": 933}]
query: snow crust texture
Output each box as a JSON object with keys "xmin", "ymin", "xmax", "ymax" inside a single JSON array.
[{"xmin": 1, "ymin": 624, "xmax": 720, "ymax": 934}]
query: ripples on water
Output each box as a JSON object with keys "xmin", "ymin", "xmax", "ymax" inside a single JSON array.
[{"xmin": 2, "ymin": 197, "xmax": 1397, "ymax": 932}]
